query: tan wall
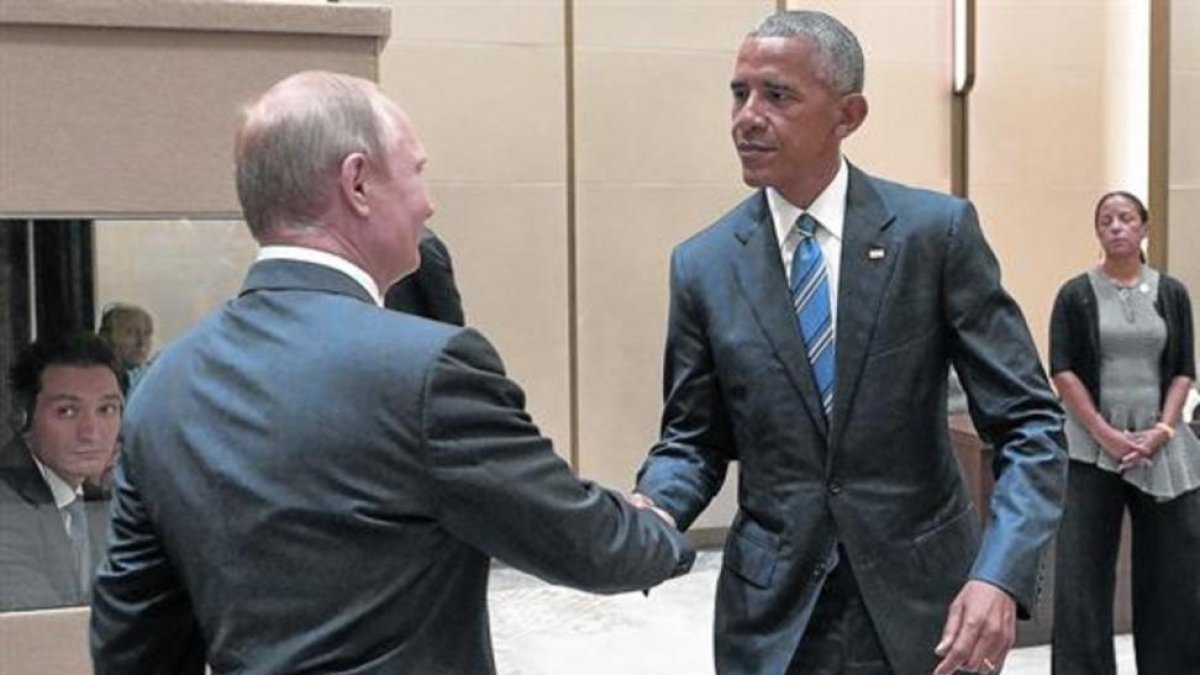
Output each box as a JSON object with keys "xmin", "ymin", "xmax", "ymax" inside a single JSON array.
[
  {"xmin": 572, "ymin": 1, "xmax": 775, "ymax": 526},
  {"xmin": 377, "ymin": 1, "xmax": 574, "ymax": 457},
  {"xmin": 1170, "ymin": 0, "xmax": 1200, "ymax": 377},
  {"xmin": 970, "ymin": 2, "xmax": 1124, "ymax": 358},
  {"xmin": 371, "ymin": 1, "xmax": 954, "ymax": 529},
  {"xmin": 0, "ymin": 1, "xmax": 388, "ymax": 217}
]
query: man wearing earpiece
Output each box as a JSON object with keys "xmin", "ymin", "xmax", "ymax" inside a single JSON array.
[{"xmin": 0, "ymin": 333, "xmax": 123, "ymax": 611}]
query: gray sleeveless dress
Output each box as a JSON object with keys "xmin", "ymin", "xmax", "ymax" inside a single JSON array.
[{"xmin": 1061, "ymin": 266, "xmax": 1200, "ymax": 500}]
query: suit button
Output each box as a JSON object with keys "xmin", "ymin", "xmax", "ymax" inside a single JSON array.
[
  {"xmin": 827, "ymin": 480, "xmax": 843, "ymax": 495},
  {"xmin": 811, "ymin": 564, "xmax": 825, "ymax": 579}
]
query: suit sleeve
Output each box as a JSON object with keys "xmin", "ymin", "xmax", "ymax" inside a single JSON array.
[
  {"xmin": 422, "ymin": 329, "xmax": 694, "ymax": 593},
  {"xmin": 634, "ymin": 248, "xmax": 736, "ymax": 530},
  {"xmin": 942, "ymin": 201, "xmax": 1068, "ymax": 618},
  {"xmin": 90, "ymin": 459, "xmax": 206, "ymax": 675}
]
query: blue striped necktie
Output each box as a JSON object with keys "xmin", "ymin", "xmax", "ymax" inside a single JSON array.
[{"xmin": 790, "ymin": 213, "xmax": 835, "ymax": 415}]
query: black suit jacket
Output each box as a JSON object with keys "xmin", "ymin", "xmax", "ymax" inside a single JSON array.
[
  {"xmin": 91, "ymin": 259, "xmax": 692, "ymax": 675},
  {"xmin": 637, "ymin": 166, "xmax": 1067, "ymax": 675},
  {"xmin": 385, "ymin": 227, "xmax": 465, "ymax": 325}
]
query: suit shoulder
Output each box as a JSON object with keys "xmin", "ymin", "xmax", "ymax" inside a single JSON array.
[
  {"xmin": 675, "ymin": 191, "xmax": 762, "ymax": 255},
  {"xmin": 865, "ymin": 173, "xmax": 969, "ymax": 219}
]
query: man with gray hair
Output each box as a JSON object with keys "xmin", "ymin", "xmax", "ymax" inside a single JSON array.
[
  {"xmin": 632, "ymin": 11, "xmax": 1066, "ymax": 675},
  {"xmin": 90, "ymin": 71, "xmax": 693, "ymax": 675}
]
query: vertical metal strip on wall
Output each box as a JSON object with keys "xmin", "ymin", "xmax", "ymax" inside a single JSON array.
[
  {"xmin": 951, "ymin": 0, "xmax": 975, "ymax": 198},
  {"xmin": 564, "ymin": 0, "xmax": 580, "ymax": 470},
  {"xmin": 1148, "ymin": 0, "xmax": 1170, "ymax": 270}
]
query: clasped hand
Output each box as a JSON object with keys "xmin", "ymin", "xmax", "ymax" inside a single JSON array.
[{"xmin": 1095, "ymin": 423, "xmax": 1168, "ymax": 472}]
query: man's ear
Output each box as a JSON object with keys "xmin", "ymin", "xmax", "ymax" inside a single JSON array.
[
  {"xmin": 339, "ymin": 153, "xmax": 371, "ymax": 217},
  {"xmin": 834, "ymin": 93, "xmax": 868, "ymax": 140}
]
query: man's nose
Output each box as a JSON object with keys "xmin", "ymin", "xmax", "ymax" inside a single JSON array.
[
  {"xmin": 734, "ymin": 95, "xmax": 765, "ymax": 129},
  {"xmin": 77, "ymin": 412, "xmax": 100, "ymax": 440}
]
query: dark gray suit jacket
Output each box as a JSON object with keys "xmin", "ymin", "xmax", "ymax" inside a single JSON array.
[
  {"xmin": 385, "ymin": 227, "xmax": 465, "ymax": 326},
  {"xmin": 0, "ymin": 438, "xmax": 109, "ymax": 611},
  {"xmin": 91, "ymin": 259, "xmax": 693, "ymax": 675},
  {"xmin": 636, "ymin": 166, "xmax": 1067, "ymax": 675}
]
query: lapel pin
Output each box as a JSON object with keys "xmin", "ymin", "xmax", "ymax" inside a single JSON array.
[{"xmin": 868, "ymin": 248, "xmax": 886, "ymax": 260}]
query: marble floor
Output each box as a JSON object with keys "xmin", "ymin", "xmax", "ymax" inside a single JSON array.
[{"xmin": 489, "ymin": 551, "xmax": 1138, "ymax": 675}]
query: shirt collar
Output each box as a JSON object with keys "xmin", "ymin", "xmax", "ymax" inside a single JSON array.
[
  {"xmin": 31, "ymin": 454, "xmax": 81, "ymax": 508},
  {"xmin": 768, "ymin": 156, "xmax": 848, "ymax": 245},
  {"xmin": 256, "ymin": 246, "xmax": 384, "ymax": 307}
]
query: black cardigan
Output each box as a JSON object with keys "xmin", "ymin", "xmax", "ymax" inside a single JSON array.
[{"xmin": 1049, "ymin": 270, "xmax": 1196, "ymax": 410}]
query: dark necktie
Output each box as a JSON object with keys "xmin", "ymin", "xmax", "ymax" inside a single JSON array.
[{"xmin": 790, "ymin": 213, "xmax": 836, "ymax": 415}]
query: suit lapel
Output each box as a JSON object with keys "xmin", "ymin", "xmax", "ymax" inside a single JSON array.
[
  {"xmin": 6, "ymin": 449, "xmax": 87, "ymax": 596},
  {"xmin": 731, "ymin": 192, "xmax": 830, "ymax": 438},
  {"xmin": 830, "ymin": 167, "xmax": 898, "ymax": 444}
]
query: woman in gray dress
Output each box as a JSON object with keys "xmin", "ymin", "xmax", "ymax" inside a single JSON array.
[{"xmin": 1048, "ymin": 191, "xmax": 1200, "ymax": 675}]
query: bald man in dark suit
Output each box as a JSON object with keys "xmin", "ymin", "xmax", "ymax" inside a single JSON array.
[{"xmin": 91, "ymin": 71, "xmax": 692, "ymax": 675}]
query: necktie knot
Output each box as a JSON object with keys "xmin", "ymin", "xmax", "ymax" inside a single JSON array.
[{"xmin": 795, "ymin": 213, "xmax": 819, "ymax": 238}]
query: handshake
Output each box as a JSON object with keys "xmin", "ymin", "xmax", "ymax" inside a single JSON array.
[{"xmin": 625, "ymin": 492, "xmax": 677, "ymax": 529}]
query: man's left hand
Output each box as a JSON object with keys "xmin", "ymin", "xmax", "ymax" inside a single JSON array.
[{"xmin": 933, "ymin": 580, "xmax": 1016, "ymax": 675}]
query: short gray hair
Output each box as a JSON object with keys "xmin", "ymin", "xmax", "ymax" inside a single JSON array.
[
  {"xmin": 750, "ymin": 11, "xmax": 865, "ymax": 95},
  {"xmin": 234, "ymin": 71, "xmax": 398, "ymax": 237}
]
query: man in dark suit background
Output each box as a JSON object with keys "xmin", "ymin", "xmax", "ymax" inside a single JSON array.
[
  {"xmin": 384, "ymin": 225, "xmax": 465, "ymax": 326},
  {"xmin": 632, "ymin": 11, "xmax": 1067, "ymax": 675},
  {"xmin": 90, "ymin": 71, "xmax": 693, "ymax": 675},
  {"xmin": 1, "ymin": 333, "xmax": 122, "ymax": 611}
]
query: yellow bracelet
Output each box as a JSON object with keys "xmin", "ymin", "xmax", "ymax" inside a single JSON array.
[{"xmin": 1155, "ymin": 421, "xmax": 1176, "ymax": 439}]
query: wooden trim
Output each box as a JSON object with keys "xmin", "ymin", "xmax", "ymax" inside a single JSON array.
[
  {"xmin": 564, "ymin": 0, "xmax": 580, "ymax": 470},
  {"xmin": 0, "ymin": 0, "xmax": 391, "ymax": 39},
  {"xmin": 1148, "ymin": 0, "xmax": 1170, "ymax": 269}
]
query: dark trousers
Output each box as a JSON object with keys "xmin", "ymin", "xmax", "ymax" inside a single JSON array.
[
  {"xmin": 786, "ymin": 550, "xmax": 892, "ymax": 675},
  {"xmin": 1052, "ymin": 459, "xmax": 1200, "ymax": 675}
]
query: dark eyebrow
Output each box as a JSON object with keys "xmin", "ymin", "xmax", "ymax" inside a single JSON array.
[{"xmin": 42, "ymin": 394, "xmax": 83, "ymax": 403}]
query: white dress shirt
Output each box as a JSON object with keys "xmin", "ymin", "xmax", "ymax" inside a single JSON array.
[
  {"xmin": 33, "ymin": 455, "xmax": 82, "ymax": 537},
  {"xmin": 256, "ymin": 246, "xmax": 384, "ymax": 307}
]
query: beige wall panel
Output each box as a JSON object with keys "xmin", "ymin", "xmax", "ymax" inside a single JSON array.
[
  {"xmin": 378, "ymin": 1, "xmax": 571, "ymax": 454},
  {"xmin": 427, "ymin": 184, "xmax": 572, "ymax": 457},
  {"xmin": 847, "ymin": 64, "xmax": 952, "ymax": 190},
  {"xmin": 574, "ymin": 49, "xmax": 742, "ymax": 184},
  {"xmin": 573, "ymin": 1, "xmax": 771, "ymax": 526},
  {"xmin": 970, "ymin": 186, "xmax": 1104, "ymax": 351},
  {"xmin": 384, "ymin": 0, "xmax": 561, "ymax": 45},
  {"xmin": 972, "ymin": 2, "xmax": 1105, "ymax": 71},
  {"xmin": 1170, "ymin": 1, "xmax": 1200, "ymax": 372},
  {"xmin": 574, "ymin": 184, "xmax": 749, "ymax": 512},
  {"xmin": 972, "ymin": 71, "xmax": 1106, "ymax": 192},
  {"xmin": 380, "ymin": 42, "xmax": 566, "ymax": 183},
  {"xmin": 0, "ymin": 26, "xmax": 378, "ymax": 217},
  {"xmin": 1172, "ymin": 0, "xmax": 1200, "ymax": 73},
  {"xmin": 576, "ymin": 1, "xmax": 774, "ymax": 51},
  {"xmin": 1169, "ymin": 69, "xmax": 1200, "ymax": 187},
  {"xmin": 1167, "ymin": 187, "xmax": 1200, "ymax": 325},
  {"xmin": 784, "ymin": 1, "xmax": 951, "ymax": 189},
  {"xmin": 971, "ymin": 2, "xmax": 1110, "ymax": 360}
]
